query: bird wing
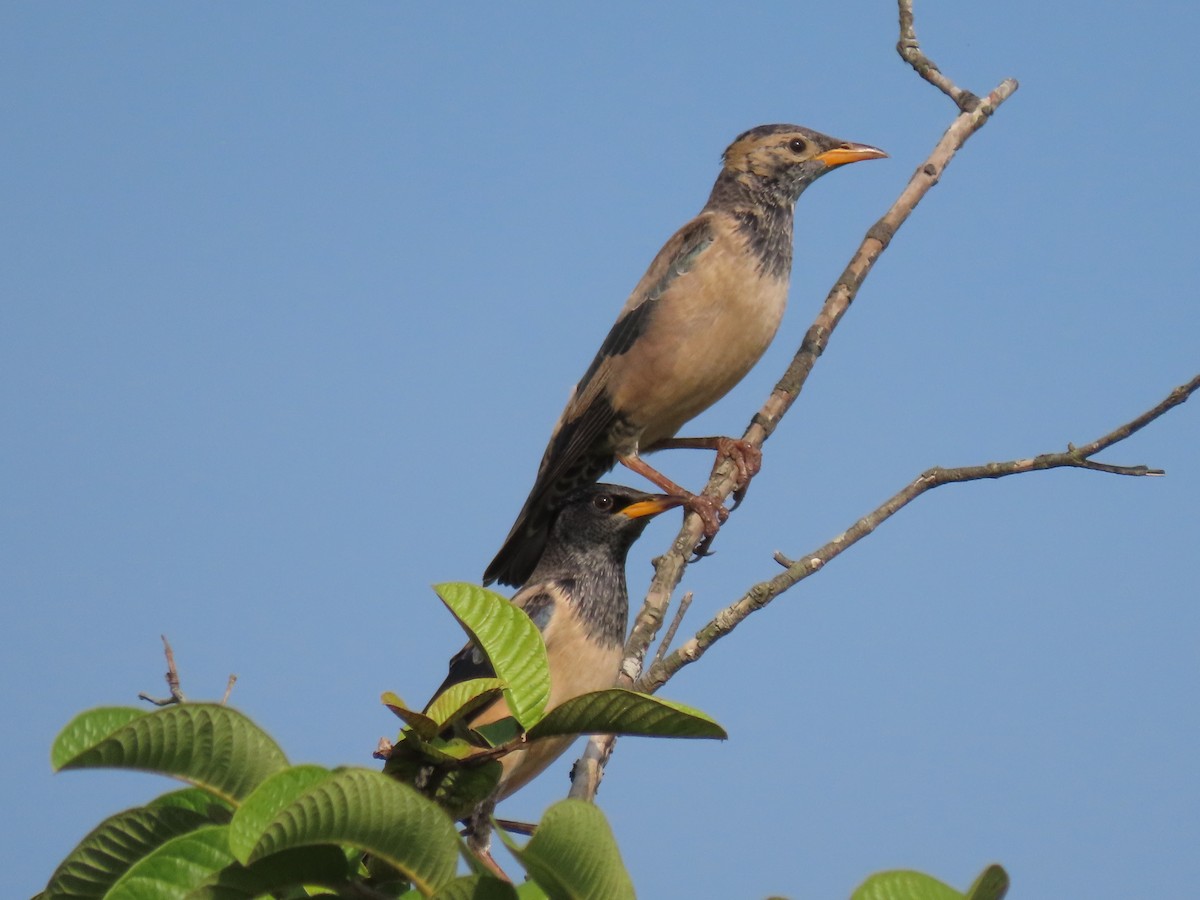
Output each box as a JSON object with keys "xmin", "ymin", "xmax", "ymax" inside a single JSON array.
[
  {"xmin": 483, "ymin": 216, "xmax": 715, "ymax": 587},
  {"xmin": 531, "ymin": 217, "xmax": 717, "ymax": 496}
]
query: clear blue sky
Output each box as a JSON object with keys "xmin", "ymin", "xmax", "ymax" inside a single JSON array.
[{"xmin": 4, "ymin": 3, "xmax": 1198, "ymax": 897}]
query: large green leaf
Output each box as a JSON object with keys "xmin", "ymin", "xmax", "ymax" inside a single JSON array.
[
  {"xmin": 526, "ymin": 690, "xmax": 726, "ymax": 740},
  {"xmin": 434, "ymin": 582, "xmax": 550, "ymax": 728},
  {"xmin": 50, "ymin": 707, "xmax": 145, "ymax": 768},
  {"xmin": 105, "ymin": 824, "xmax": 235, "ymax": 900},
  {"xmin": 187, "ymin": 845, "xmax": 351, "ymax": 899},
  {"xmin": 150, "ymin": 788, "xmax": 235, "ymax": 819},
  {"xmin": 235, "ymin": 767, "xmax": 459, "ymax": 895},
  {"xmin": 509, "ymin": 800, "xmax": 634, "ymax": 900},
  {"xmin": 431, "ymin": 874, "xmax": 519, "ymax": 900},
  {"xmin": 52, "ymin": 704, "xmax": 288, "ymax": 804},
  {"xmin": 42, "ymin": 802, "xmax": 221, "ymax": 899},
  {"xmin": 227, "ymin": 764, "xmax": 334, "ymax": 862},
  {"xmin": 852, "ymin": 869, "xmax": 966, "ymax": 900},
  {"xmin": 426, "ymin": 762, "xmax": 504, "ymax": 822}
]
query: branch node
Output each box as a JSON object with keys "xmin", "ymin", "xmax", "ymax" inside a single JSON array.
[{"xmin": 865, "ymin": 221, "xmax": 896, "ymax": 249}]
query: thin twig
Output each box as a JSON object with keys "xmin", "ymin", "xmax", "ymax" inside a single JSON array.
[
  {"xmin": 138, "ymin": 634, "xmax": 186, "ymax": 706},
  {"xmin": 637, "ymin": 374, "xmax": 1199, "ymax": 692},
  {"xmin": 221, "ymin": 674, "xmax": 238, "ymax": 705},
  {"xmin": 896, "ymin": 0, "xmax": 983, "ymax": 110},
  {"xmin": 652, "ymin": 591, "xmax": 693, "ymax": 668}
]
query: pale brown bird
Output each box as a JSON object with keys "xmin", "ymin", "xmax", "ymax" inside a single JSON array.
[
  {"xmin": 485, "ymin": 124, "xmax": 886, "ymax": 587},
  {"xmin": 436, "ymin": 484, "xmax": 682, "ymax": 800},
  {"xmin": 385, "ymin": 484, "xmax": 682, "ymax": 874}
]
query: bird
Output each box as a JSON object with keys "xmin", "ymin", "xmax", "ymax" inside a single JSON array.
[
  {"xmin": 383, "ymin": 483, "xmax": 682, "ymax": 868},
  {"xmin": 484, "ymin": 123, "xmax": 886, "ymax": 587}
]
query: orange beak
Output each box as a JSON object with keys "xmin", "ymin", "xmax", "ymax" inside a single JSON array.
[
  {"xmin": 814, "ymin": 142, "xmax": 888, "ymax": 168},
  {"xmin": 620, "ymin": 495, "xmax": 687, "ymax": 520}
]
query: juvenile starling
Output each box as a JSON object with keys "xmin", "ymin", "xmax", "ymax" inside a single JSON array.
[{"xmin": 485, "ymin": 124, "xmax": 886, "ymax": 586}]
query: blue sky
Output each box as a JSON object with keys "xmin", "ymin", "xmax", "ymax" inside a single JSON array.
[{"xmin": 3, "ymin": 2, "xmax": 1198, "ymax": 897}]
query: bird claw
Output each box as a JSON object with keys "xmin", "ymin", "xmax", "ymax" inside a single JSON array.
[
  {"xmin": 715, "ymin": 438, "xmax": 761, "ymax": 509},
  {"xmin": 683, "ymin": 493, "xmax": 727, "ymax": 561},
  {"xmin": 689, "ymin": 531, "xmax": 718, "ymax": 563}
]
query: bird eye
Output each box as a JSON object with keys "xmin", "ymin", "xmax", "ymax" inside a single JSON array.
[
  {"xmin": 592, "ymin": 493, "xmax": 615, "ymax": 512},
  {"xmin": 788, "ymin": 137, "xmax": 807, "ymax": 154}
]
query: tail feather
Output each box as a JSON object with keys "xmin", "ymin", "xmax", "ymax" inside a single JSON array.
[{"xmin": 483, "ymin": 454, "xmax": 616, "ymax": 586}]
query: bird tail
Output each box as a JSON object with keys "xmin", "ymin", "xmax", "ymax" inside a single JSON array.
[{"xmin": 482, "ymin": 495, "xmax": 554, "ymax": 587}]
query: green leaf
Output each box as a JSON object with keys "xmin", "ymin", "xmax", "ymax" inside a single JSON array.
[
  {"xmin": 52, "ymin": 704, "xmax": 289, "ymax": 804},
  {"xmin": 511, "ymin": 800, "xmax": 635, "ymax": 900},
  {"xmin": 431, "ymin": 874, "xmax": 519, "ymax": 900},
  {"xmin": 105, "ymin": 824, "xmax": 235, "ymax": 900},
  {"xmin": 425, "ymin": 678, "xmax": 506, "ymax": 729},
  {"xmin": 42, "ymin": 802, "xmax": 220, "ymax": 899},
  {"xmin": 515, "ymin": 882, "xmax": 551, "ymax": 900},
  {"xmin": 434, "ymin": 582, "xmax": 550, "ymax": 728},
  {"xmin": 851, "ymin": 869, "xmax": 966, "ymax": 900},
  {"xmin": 965, "ymin": 865, "xmax": 1009, "ymax": 900},
  {"xmin": 186, "ymin": 845, "xmax": 350, "ymax": 899},
  {"xmin": 526, "ymin": 690, "xmax": 726, "ymax": 740},
  {"xmin": 383, "ymin": 690, "xmax": 441, "ymax": 740},
  {"xmin": 237, "ymin": 767, "xmax": 459, "ymax": 895},
  {"xmin": 426, "ymin": 763, "xmax": 503, "ymax": 821},
  {"xmin": 50, "ymin": 707, "xmax": 145, "ymax": 769},
  {"xmin": 150, "ymin": 788, "xmax": 235, "ymax": 820},
  {"xmin": 471, "ymin": 717, "xmax": 523, "ymax": 749},
  {"xmin": 228, "ymin": 764, "xmax": 333, "ymax": 863}
]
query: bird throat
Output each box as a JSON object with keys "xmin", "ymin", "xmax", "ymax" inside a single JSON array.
[
  {"xmin": 732, "ymin": 204, "xmax": 794, "ymax": 279},
  {"xmin": 551, "ymin": 571, "xmax": 629, "ymax": 649},
  {"xmin": 705, "ymin": 174, "xmax": 796, "ymax": 280}
]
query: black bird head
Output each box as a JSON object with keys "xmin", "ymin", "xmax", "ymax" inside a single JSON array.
[
  {"xmin": 717, "ymin": 123, "xmax": 887, "ymax": 206},
  {"xmin": 531, "ymin": 483, "xmax": 684, "ymax": 583}
]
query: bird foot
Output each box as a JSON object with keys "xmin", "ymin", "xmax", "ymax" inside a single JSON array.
[
  {"xmin": 714, "ymin": 438, "xmax": 762, "ymax": 509},
  {"xmin": 684, "ymin": 493, "xmax": 727, "ymax": 561}
]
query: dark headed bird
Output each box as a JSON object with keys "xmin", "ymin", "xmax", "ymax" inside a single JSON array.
[
  {"xmin": 377, "ymin": 487, "xmax": 679, "ymax": 878},
  {"xmin": 485, "ymin": 124, "xmax": 886, "ymax": 587},
  {"xmin": 436, "ymin": 483, "xmax": 682, "ymax": 802}
]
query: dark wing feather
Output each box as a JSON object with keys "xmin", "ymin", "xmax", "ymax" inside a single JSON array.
[{"xmin": 483, "ymin": 218, "xmax": 715, "ymax": 587}]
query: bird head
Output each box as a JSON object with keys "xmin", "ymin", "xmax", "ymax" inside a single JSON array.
[
  {"xmin": 721, "ymin": 124, "xmax": 887, "ymax": 203},
  {"xmin": 542, "ymin": 483, "xmax": 685, "ymax": 569}
]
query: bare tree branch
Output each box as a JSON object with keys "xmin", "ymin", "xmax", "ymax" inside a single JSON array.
[
  {"xmin": 624, "ymin": 30, "xmax": 1018, "ymax": 682},
  {"xmin": 138, "ymin": 634, "xmax": 186, "ymax": 706},
  {"xmin": 652, "ymin": 591, "xmax": 693, "ymax": 669},
  {"xmin": 897, "ymin": 0, "xmax": 982, "ymax": 110},
  {"xmin": 568, "ymin": 735, "xmax": 617, "ymax": 802},
  {"xmin": 138, "ymin": 634, "xmax": 238, "ymax": 706},
  {"xmin": 221, "ymin": 674, "xmax": 238, "ymax": 706},
  {"xmin": 565, "ymin": 0, "xmax": 1024, "ymax": 804},
  {"xmin": 638, "ymin": 374, "xmax": 1199, "ymax": 692}
]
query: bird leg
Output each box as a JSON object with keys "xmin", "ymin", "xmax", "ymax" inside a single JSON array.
[
  {"xmin": 648, "ymin": 436, "xmax": 763, "ymax": 508},
  {"xmin": 616, "ymin": 451, "xmax": 728, "ymax": 541}
]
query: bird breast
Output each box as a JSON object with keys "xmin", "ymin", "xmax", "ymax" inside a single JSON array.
[
  {"xmin": 612, "ymin": 234, "xmax": 789, "ymax": 447},
  {"xmin": 493, "ymin": 598, "xmax": 624, "ymax": 799}
]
